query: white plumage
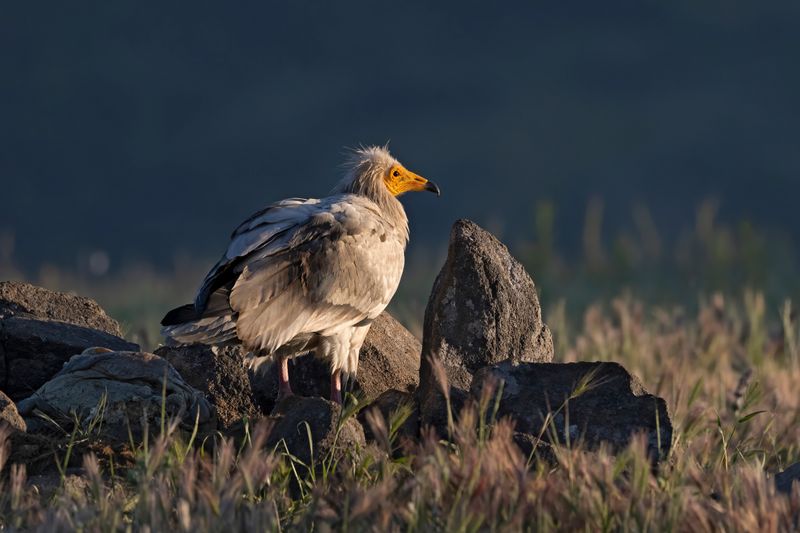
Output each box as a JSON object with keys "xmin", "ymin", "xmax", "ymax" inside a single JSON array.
[{"xmin": 161, "ymin": 146, "xmax": 439, "ymax": 402}]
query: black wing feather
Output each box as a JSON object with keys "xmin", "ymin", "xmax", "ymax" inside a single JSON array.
[{"xmin": 160, "ymin": 303, "xmax": 198, "ymax": 326}]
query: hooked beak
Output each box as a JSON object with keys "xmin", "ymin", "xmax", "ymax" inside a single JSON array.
[
  {"xmin": 390, "ymin": 166, "xmax": 442, "ymax": 197},
  {"xmin": 424, "ymin": 180, "xmax": 441, "ymax": 197}
]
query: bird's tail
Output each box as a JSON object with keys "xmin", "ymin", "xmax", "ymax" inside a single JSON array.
[{"xmin": 160, "ymin": 294, "xmax": 239, "ymax": 347}]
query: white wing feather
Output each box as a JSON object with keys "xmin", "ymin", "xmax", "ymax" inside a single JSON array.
[{"xmin": 191, "ymin": 194, "xmax": 405, "ymax": 353}]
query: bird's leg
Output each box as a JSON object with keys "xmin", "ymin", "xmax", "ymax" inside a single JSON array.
[
  {"xmin": 330, "ymin": 369, "xmax": 342, "ymax": 404},
  {"xmin": 277, "ymin": 356, "xmax": 293, "ymax": 400}
]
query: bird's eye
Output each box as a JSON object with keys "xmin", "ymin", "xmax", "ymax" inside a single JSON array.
[{"xmin": 392, "ymin": 170, "xmax": 400, "ymax": 177}]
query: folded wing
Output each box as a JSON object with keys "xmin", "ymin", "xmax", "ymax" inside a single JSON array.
[{"xmin": 162, "ymin": 195, "xmax": 405, "ymax": 352}]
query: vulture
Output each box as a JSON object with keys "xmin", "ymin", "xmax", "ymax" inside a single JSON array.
[{"xmin": 161, "ymin": 146, "xmax": 439, "ymax": 403}]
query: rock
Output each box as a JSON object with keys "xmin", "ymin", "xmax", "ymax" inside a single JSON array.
[
  {"xmin": 251, "ymin": 312, "xmax": 420, "ymax": 411},
  {"xmin": 8, "ymin": 430, "xmax": 136, "ymax": 476},
  {"xmin": 155, "ymin": 343, "xmax": 259, "ymax": 430},
  {"xmin": 0, "ymin": 281, "xmax": 138, "ymax": 400},
  {"xmin": 0, "ymin": 281, "xmax": 124, "ymax": 337},
  {"xmin": 6, "ymin": 432, "xmax": 54, "ymax": 474},
  {"xmin": 470, "ymin": 361, "xmax": 672, "ymax": 461},
  {"xmin": 265, "ymin": 396, "xmax": 365, "ymax": 467},
  {"xmin": 358, "ymin": 389, "xmax": 419, "ymax": 454},
  {"xmin": 16, "ymin": 349, "xmax": 214, "ymax": 441},
  {"xmin": 512, "ymin": 432, "xmax": 557, "ymax": 466},
  {"xmin": 776, "ymin": 463, "xmax": 800, "ymax": 495},
  {"xmin": 354, "ymin": 313, "xmax": 421, "ymax": 400},
  {"xmin": 0, "ymin": 389, "xmax": 26, "ymax": 432},
  {"xmin": 27, "ymin": 469, "xmax": 90, "ymax": 501},
  {"xmin": 0, "ymin": 316, "xmax": 139, "ymax": 400},
  {"xmin": 418, "ymin": 220, "xmax": 554, "ymax": 431}
]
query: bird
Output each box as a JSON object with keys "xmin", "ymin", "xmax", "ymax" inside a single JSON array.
[{"xmin": 160, "ymin": 145, "xmax": 440, "ymax": 404}]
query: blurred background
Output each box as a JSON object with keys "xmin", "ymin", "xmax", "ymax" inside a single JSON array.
[{"xmin": 2, "ymin": 1, "xmax": 799, "ymax": 346}]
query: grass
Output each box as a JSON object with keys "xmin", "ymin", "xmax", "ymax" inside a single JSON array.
[
  {"xmin": 2, "ymin": 290, "xmax": 799, "ymax": 531},
  {"xmin": 1, "ymin": 202, "xmax": 799, "ymax": 529}
]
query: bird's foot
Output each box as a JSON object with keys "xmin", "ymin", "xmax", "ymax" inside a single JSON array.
[
  {"xmin": 330, "ymin": 370, "xmax": 343, "ymax": 404},
  {"xmin": 276, "ymin": 357, "xmax": 294, "ymax": 402}
]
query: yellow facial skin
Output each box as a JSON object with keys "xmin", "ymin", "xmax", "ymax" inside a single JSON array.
[{"xmin": 384, "ymin": 165, "xmax": 440, "ymax": 196}]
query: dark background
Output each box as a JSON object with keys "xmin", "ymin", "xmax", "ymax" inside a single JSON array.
[{"xmin": 2, "ymin": 1, "xmax": 799, "ymax": 274}]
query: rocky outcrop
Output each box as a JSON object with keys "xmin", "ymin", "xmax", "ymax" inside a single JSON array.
[
  {"xmin": 0, "ymin": 281, "xmax": 124, "ymax": 337},
  {"xmin": 251, "ymin": 312, "xmax": 420, "ymax": 411},
  {"xmin": 418, "ymin": 220, "xmax": 554, "ymax": 432},
  {"xmin": 17, "ymin": 349, "xmax": 214, "ymax": 441},
  {"xmin": 0, "ymin": 216, "xmax": 679, "ymax": 470},
  {"xmin": 265, "ymin": 396, "xmax": 365, "ymax": 467},
  {"xmin": 155, "ymin": 343, "xmax": 259, "ymax": 430},
  {"xmin": 0, "ymin": 316, "xmax": 138, "ymax": 400},
  {"xmin": 470, "ymin": 361, "xmax": 672, "ymax": 461},
  {"xmin": 0, "ymin": 389, "xmax": 25, "ymax": 432}
]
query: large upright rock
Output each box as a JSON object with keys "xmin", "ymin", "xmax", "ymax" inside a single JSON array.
[
  {"xmin": 0, "ymin": 281, "xmax": 124, "ymax": 337},
  {"xmin": 470, "ymin": 361, "xmax": 672, "ymax": 461},
  {"xmin": 418, "ymin": 220, "xmax": 554, "ymax": 431},
  {"xmin": 17, "ymin": 349, "xmax": 214, "ymax": 441},
  {"xmin": 155, "ymin": 343, "xmax": 259, "ymax": 430},
  {"xmin": 0, "ymin": 281, "xmax": 138, "ymax": 400},
  {"xmin": 250, "ymin": 312, "xmax": 420, "ymax": 411}
]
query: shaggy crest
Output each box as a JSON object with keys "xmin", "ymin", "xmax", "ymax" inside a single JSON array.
[
  {"xmin": 335, "ymin": 145, "xmax": 397, "ymax": 190},
  {"xmin": 334, "ymin": 145, "xmax": 408, "ymax": 237},
  {"xmin": 345, "ymin": 144, "xmax": 398, "ymax": 173}
]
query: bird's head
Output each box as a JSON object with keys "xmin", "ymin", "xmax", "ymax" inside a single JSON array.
[{"xmin": 342, "ymin": 145, "xmax": 441, "ymax": 198}]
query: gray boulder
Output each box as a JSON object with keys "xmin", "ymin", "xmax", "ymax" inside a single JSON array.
[
  {"xmin": 0, "ymin": 280, "xmax": 138, "ymax": 400},
  {"xmin": 265, "ymin": 395, "xmax": 365, "ymax": 467},
  {"xmin": 470, "ymin": 361, "xmax": 672, "ymax": 461},
  {"xmin": 775, "ymin": 462, "xmax": 800, "ymax": 495},
  {"xmin": 0, "ymin": 281, "xmax": 124, "ymax": 337},
  {"xmin": 355, "ymin": 312, "xmax": 421, "ymax": 400},
  {"xmin": 418, "ymin": 220, "xmax": 554, "ymax": 431},
  {"xmin": 17, "ymin": 349, "xmax": 214, "ymax": 441},
  {"xmin": 251, "ymin": 312, "xmax": 420, "ymax": 411},
  {"xmin": 155, "ymin": 343, "xmax": 260, "ymax": 430},
  {"xmin": 0, "ymin": 389, "xmax": 25, "ymax": 432},
  {"xmin": 0, "ymin": 316, "xmax": 138, "ymax": 400}
]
